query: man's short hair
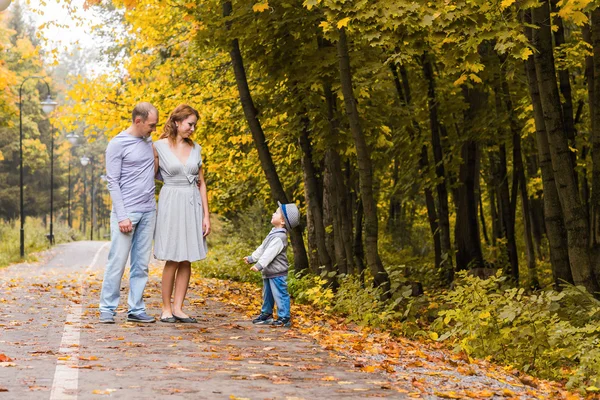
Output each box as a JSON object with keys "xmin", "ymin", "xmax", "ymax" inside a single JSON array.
[{"xmin": 132, "ymin": 102, "xmax": 157, "ymax": 123}]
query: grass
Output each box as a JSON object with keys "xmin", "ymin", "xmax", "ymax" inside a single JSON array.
[{"xmin": 0, "ymin": 218, "xmax": 83, "ymax": 268}]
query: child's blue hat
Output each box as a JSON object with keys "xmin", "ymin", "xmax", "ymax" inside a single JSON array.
[{"xmin": 277, "ymin": 201, "xmax": 300, "ymax": 229}]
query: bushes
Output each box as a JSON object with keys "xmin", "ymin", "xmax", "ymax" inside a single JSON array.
[
  {"xmin": 0, "ymin": 218, "xmax": 82, "ymax": 268},
  {"xmin": 193, "ymin": 210, "xmax": 600, "ymax": 392},
  {"xmin": 432, "ymin": 271, "xmax": 600, "ymax": 389},
  {"xmin": 193, "ymin": 216, "xmax": 262, "ymax": 284}
]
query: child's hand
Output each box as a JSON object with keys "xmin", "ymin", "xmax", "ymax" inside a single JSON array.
[
  {"xmin": 250, "ymin": 266, "xmax": 258, "ymax": 272},
  {"xmin": 243, "ymin": 257, "xmax": 249, "ymax": 264}
]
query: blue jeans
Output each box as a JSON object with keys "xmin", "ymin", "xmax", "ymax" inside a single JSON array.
[
  {"xmin": 99, "ymin": 211, "xmax": 156, "ymax": 316},
  {"xmin": 260, "ymin": 275, "xmax": 290, "ymax": 320}
]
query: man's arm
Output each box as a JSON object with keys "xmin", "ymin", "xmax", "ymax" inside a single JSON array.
[{"xmin": 105, "ymin": 141, "xmax": 128, "ymax": 222}]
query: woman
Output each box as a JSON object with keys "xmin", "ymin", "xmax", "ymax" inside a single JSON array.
[{"xmin": 153, "ymin": 104, "xmax": 210, "ymax": 323}]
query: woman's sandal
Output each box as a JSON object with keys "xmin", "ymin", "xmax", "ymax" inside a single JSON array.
[
  {"xmin": 173, "ymin": 314, "xmax": 197, "ymax": 323},
  {"xmin": 160, "ymin": 314, "xmax": 177, "ymax": 323}
]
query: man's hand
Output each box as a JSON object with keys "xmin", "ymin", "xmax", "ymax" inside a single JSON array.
[
  {"xmin": 119, "ymin": 219, "xmax": 133, "ymax": 233},
  {"xmin": 243, "ymin": 257, "xmax": 250, "ymax": 264},
  {"xmin": 250, "ymin": 266, "xmax": 258, "ymax": 272}
]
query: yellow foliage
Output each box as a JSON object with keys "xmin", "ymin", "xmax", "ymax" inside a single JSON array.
[
  {"xmin": 337, "ymin": 17, "xmax": 350, "ymax": 29},
  {"xmin": 252, "ymin": 2, "xmax": 269, "ymax": 12}
]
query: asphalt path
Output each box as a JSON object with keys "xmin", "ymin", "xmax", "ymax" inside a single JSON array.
[{"xmin": 0, "ymin": 241, "xmax": 404, "ymax": 399}]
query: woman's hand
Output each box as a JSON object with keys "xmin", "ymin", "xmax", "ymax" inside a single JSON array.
[{"xmin": 202, "ymin": 216, "xmax": 211, "ymax": 237}]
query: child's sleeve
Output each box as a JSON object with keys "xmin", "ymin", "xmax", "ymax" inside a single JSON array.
[
  {"xmin": 246, "ymin": 242, "xmax": 266, "ymax": 264},
  {"xmin": 254, "ymin": 238, "xmax": 285, "ymax": 272}
]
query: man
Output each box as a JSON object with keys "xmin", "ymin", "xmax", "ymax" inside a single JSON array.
[{"xmin": 99, "ymin": 102, "xmax": 158, "ymax": 324}]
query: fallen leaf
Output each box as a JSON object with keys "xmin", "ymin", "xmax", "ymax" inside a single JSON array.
[
  {"xmin": 321, "ymin": 376, "xmax": 338, "ymax": 381},
  {"xmin": 434, "ymin": 391, "xmax": 462, "ymax": 399},
  {"xmin": 92, "ymin": 388, "xmax": 116, "ymax": 395}
]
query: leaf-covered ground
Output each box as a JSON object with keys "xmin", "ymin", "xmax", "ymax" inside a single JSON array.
[{"xmin": 0, "ymin": 242, "xmax": 580, "ymax": 399}]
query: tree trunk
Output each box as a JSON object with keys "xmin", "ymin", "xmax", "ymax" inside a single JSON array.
[
  {"xmin": 422, "ymin": 53, "xmax": 453, "ymax": 284},
  {"xmin": 305, "ymin": 204, "xmax": 320, "ymax": 272},
  {"xmin": 337, "ymin": 28, "xmax": 391, "ymax": 297},
  {"xmin": 322, "ymin": 81, "xmax": 353, "ymax": 275},
  {"xmin": 455, "ymin": 138, "xmax": 485, "ymax": 270},
  {"xmin": 390, "ymin": 62, "xmax": 442, "ymax": 270},
  {"xmin": 583, "ymin": 22, "xmax": 595, "ymax": 240},
  {"xmin": 492, "ymin": 76, "xmax": 519, "ymax": 281},
  {"xmin": 524, "ymin": 15, "xmax": 572, "ymax": 287},
  {"xmin": 478, "ymin": 185, "xmax": 490, "ymax": 245},
  {"xmin": 299, "ymin": 114, "xmax": 334, "ymax": 276},
  {"xmin": 527, "ymin": 61, "xmax": 574, "ymax": 287},
  {"xmin": 354, "ymin": 188, "xmax": 366, "ymax": 284},
  {"xmin": 421, "ymin": 145, "xmax": 443, "ymax": 269},
  {"xmin": 591, "ymin": 9, "xmax": 600, "ymax": 246},
  {"xmin": 526, "ymin": 152, "xmax": 545, "ymax": 259},
  {"xmin": 551, "ymin": 0, "xmax": 577, "ymax": 157},
  {"xmin": 223, "ymin": 1, "xmax": 309, "ymax": 273},
  {"xmin": 531, "ymin": 4, "xmax": 592, "ymax": 289},
  {"xmin": 455, "ymin": 84, "xmax": 485, "ymax": 271},
  {"xmin": 387, "ymin": 158, "xmax": 402, "ymax": 233},
  {"xmin": 499, "ymin": 60, "xmax": 538, "ymax": 287},
  {"xmin": 488, "ymin": 175, "xmax": 500, "ymax": 246}
]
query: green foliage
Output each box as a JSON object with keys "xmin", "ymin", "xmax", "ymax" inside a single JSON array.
[
  {"xmin": 0, "ymin": 218, "xmax": 82, "ymax": 268},
  {"xmin": 432, "ymin": 271, "xmax": 600, "ymax": 390},
  {"xmin": 288, "ymin": 273, "xmax": 335, "ymax": 311},
  {"xmin": 193, "ymin": 215, "xmax": 262, "ymax": 284}
]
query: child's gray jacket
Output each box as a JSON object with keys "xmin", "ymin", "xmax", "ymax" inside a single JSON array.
[{"xmin": 247, "ymin": 228, "xmax": 289, "ymax": 279}]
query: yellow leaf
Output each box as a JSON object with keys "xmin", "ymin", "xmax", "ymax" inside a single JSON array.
[
  {"xmin": 337, "ymin": 17, "xmax": 351, "ymax": 29},
  {"xmin": 454, "ymin": 74, "xmax": 467, "ymax": 86},
  {"xmin": 303, "ymin": 0, "xmax": 319, "ymax": 10},
  {"xmin": 500, "ymin": 0, "xmax": 515, "ymax": 9},
  {"xmin": 519, "ymin": 47, "xmax": 533, "ymax": 60},
  {"xmin": 434, "ymin": 391, "xmax": 462, "ymax": 399},
  {"xmin": 92, "ymin": 389, "xmax": 117, "ymax": 395},
  {"xmin": 361, "ymin": 365, "xmax": 377, "ymax": 373},
  {"xmin": 469, "ymin": 73, "xmax": 483, "ymax": 84},
  {"xmin": 252, "ymin": 2, "xmax": 269, "ymax": 12},
  {"xmin": 319, "ymin": 21, "xmax": 329, "ymax": 29},
  {"xmin": 587, "ymin": 386, "xmax": 600, "ymax": 393},
  {"xmin": 571, "ymin": 11, "xmax": 589, "ymax": 26},
  {"xmin": 465, "ymin": 390, "xmax": 494, "ymax": 398},
  {"xmin": 429, "ymin": 332, "xmax": 439, "ymax": 341}
]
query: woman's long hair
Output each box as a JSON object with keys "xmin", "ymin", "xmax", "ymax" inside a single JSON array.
[{"xmin": 159, "ymin": 104, "xmax": 199, "ymax": 146}]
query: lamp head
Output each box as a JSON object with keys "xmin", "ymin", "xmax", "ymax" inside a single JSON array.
[
  {"xmin": 0, "ymin": 0, "xmax": 12, "ymax": 12},
  {"xmin": 66, "ymin": 132, "xmax": 79, "ymax": 146},
  {"xmin": 80, "ymin": 156, "xmax": 90, "ymax": 167},
  {"xmin": 41, "ymin": 95, "xmax": 58, "ymax": 114}
]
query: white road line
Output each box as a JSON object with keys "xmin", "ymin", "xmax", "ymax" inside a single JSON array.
[{"xmin": 50, "ymin": 243, "xmax": 110, "ymax": 400}]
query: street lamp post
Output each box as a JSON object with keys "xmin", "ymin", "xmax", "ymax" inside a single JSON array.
[
  {"xmin": 19, "ymin": 77, "xmax": 57, "ymax": 257},
  {"xmin": 80, "ymin": 155, "xmax": 90, "ymax": 239},
  {"xmin": 66, "ymin": 133, "xmax": 79, "ymax": 229}
]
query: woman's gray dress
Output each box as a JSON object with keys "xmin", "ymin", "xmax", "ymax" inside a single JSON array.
[{"xmin": 154, "ymin": 140, "xmax": 208, "ymax": 262}]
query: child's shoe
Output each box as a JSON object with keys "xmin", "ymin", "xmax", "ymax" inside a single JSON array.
[
  {"xmin": 271, "ymin": 318, "xmax": 291, "ymax": 327},
  {"xmin": 252, "ymin": 313, "xmax": 273, "ymax": 325}
]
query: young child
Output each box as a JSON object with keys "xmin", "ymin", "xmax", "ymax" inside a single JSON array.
[{"xmin": 243, "ymin": 201, "xmax": 299, "ymax": 327}]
